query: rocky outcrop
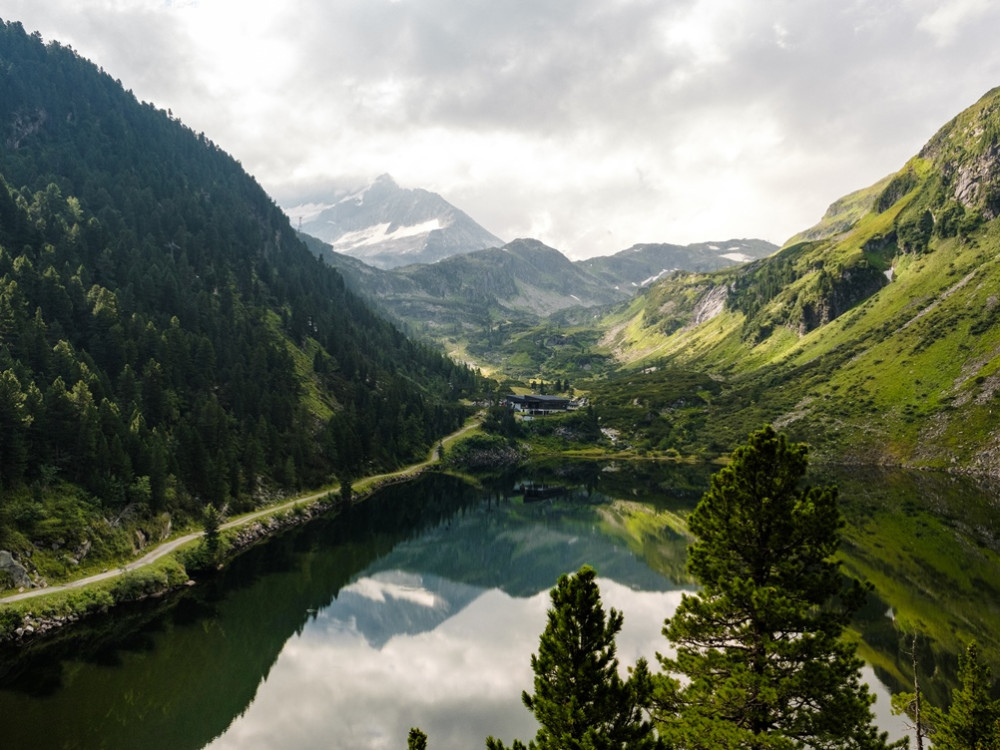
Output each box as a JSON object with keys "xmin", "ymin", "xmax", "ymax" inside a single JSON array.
[
  {"xmin": 689, "ymin": 285, "xmax": 728, "ymax": 328},
  {"xmin": 949, "ymin": 143, "xmax": 1000, "ymax": 219},
  {"xmin": 0, "ymin": 550, "xmax": 32, "ymax": 589},
  {"xmin": 5, "ymin": 107, "xmax": 47, "ymax": 150},
  {"xmin": 919, "ymin": 87, "xmax": 1000, "ymax": 219},
  {"xmin": 796, "ymin": 263, "xmax": 887, "ymax": 334}
]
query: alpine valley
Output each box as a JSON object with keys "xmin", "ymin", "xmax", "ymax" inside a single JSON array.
[
  {"xmin": 312, "ymin": 86, "xmax": 1000, "ymax": 477},
  {"xmin": 2, "ymin": 11, "xmax": 1000, "ymax": 616},
  {"xmin": 300, "ymin": 224, "xmax": 775, "ymax": 377}
]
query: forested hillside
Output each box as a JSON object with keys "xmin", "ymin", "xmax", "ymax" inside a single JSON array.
[{"xmin": 0, "ymin": 20, "xmax": 480, "ymax": 568}]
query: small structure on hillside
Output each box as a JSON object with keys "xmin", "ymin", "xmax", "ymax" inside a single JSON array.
[{"xmin": 504, "ymin": 394, "xmax": 571, "ymax": 415}]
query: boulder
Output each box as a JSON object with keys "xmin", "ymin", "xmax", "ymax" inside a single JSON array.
[{"xmin": 0, "ymin": 550, "xmax": 32, "ymax": 589}]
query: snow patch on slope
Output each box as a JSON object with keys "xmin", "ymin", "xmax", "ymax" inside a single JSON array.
[
  {"xmin": 331, "ymin": 219, "xmax": 447, "ymax": 252},
  {"xmin": 640, "ymin": 269, "xmax": 673, "ymax": 287}
]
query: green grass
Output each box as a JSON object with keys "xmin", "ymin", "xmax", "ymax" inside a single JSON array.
[
  {"xmin": 0, "ymin": 553, "xmax": 193, "ymax": 639},
  {"xmin": 262, "ymin": 311, "xmax": 338, "ymax": 422},
  {"xmin": 568, "ymin": 156, "xmax": 1000, "ymax": 468},
  {"xmin": 0, "ymin": 481, "xmax": 197, "ymax": 589},
  {"xmin": 785, "ymin": 174, "xmax": 893, "ymax": 245}
]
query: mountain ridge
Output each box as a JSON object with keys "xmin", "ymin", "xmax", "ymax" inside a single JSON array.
[
  {"xmin": 304, "ymin": 231, "xmax": 775, "ymax": 375},
  {"xmin": 581, "ymin": 239, "xmax": 777, "ymax": 290},
  {"xmin": 589, "ymin": 86, "xmax": 1000, "ymax": 473}
]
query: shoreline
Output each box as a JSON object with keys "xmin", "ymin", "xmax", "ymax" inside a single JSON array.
[
  {"xmin": 6, "ymin": 420, "xmax": 989, "ymax": 644},
  {"xmin": 0, "ymin": 416, "xmax": 483, "ymax": 644}
]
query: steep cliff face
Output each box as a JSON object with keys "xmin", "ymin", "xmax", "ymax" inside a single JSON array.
[
  {"xmin": 919, "ymin": 86, "xmax": 1000, "ymax": 219},
  {"xmin": 794, "ymin": 262, "xmax": 888, "ymax": 334}
]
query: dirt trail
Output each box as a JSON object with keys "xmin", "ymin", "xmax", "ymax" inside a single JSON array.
[{"xmin": 1, "ymin": 416, "xmax": 481, "ymax": 605}]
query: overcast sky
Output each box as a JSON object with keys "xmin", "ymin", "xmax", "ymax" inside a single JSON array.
[{"xmin": 5, "ymin": 1, "xmax": 1000, "ymax": 258}]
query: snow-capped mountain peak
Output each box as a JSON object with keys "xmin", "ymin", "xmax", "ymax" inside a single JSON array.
[{"xmin": 290, "ymin": 175, "xmax": 503, "ymax": 269}]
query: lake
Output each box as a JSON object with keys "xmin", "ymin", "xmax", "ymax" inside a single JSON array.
[{"xmin": 2, "ymin": 461, "xmax": 998, "ymax": 749}]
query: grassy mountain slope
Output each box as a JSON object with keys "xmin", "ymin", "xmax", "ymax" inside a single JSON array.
[
  {"xmin": 596, "ymin": 87, "xmax": 1000, "ymax": 471},
  {"xmin": 785, "ymin": 176, "xmax": 893, "ymax": 245},
  {"xmin": 307, "ymin": 235, "xmax": 633, "ymax": 373},
  {"xmin": 0, "ymin": 20, "xmax": 480, "ymax": 580},
  {"xmin": 308, "ymin": 233, "xmax": 774, "ymax": 379}
]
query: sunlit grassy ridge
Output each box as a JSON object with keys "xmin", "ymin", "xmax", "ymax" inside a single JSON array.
[
  {"xmin": 586, "ymin": 87, "xmax": 1000, "ymax": 471},
  {"xmin": 785, "ymin": 174, "xmax": 893, "ymax": 245}
]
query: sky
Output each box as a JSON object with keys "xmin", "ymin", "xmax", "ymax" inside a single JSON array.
[{"xmin": 5, "ymin": 1, "xmax": 1000, "ymax": 259}]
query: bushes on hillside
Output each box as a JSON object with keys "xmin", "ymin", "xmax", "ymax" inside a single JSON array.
[{"xmin": 445, "ymin": 434, "xmax": 526, "ymax": 469}]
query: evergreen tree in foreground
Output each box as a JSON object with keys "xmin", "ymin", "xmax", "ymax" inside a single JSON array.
[
  {"xmin": 486, "ymin": 565, "xmax": 659, "ymax": 750},
  {"xmin": 656, "ymin": 425, "xmax": 901, "ymax": 749},
  {"xmin": 916, "ymin": 641, "xmax": 1000, "ymax": 750}
]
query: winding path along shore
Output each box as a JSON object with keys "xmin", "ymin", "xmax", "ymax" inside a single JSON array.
[{"xmin": 0, "ymin": 416, "xmax": 481, "ymax": 606}]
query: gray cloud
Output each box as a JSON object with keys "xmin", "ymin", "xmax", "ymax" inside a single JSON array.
[{"xmin": 7, "ymin": 1, "xmax": 1000, "ymax": 257}]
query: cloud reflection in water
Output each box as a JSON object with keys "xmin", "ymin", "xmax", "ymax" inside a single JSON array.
[{"xmin": 205, "ymin": 575, "xmax": 685, "ymax": 750}]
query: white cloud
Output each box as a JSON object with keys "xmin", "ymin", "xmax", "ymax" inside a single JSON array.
[
  {"xmin": 345, "ymin": 572, "xmax": 447, "ymax": 608},
  {"xmin": 6, "ymin": 0, "xmax": 1000, "ymax": 257},
  {"xmin": 202, "ymin": 581, "xmax": 684, "ymax": 750},
  {"xmin": 917, "ymin": 0, "xmax": 992, "ymax": 46}
]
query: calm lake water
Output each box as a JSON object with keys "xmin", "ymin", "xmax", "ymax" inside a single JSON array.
[{"xmin": 3, "ymin": 462, "xmax": 998, "ymax": 749}]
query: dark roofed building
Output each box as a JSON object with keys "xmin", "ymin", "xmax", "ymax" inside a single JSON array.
[{"xmin": 504, "ymin": 394, "xmax": 571, "ymax": 414}]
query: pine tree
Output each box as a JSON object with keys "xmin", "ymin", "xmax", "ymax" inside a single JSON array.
[
  {"xmin": 656, "ymin": 425, "xmax": 900, "ymax": 750},
  {"xmin": 924, "ymin": 641, "xmax": 1000, "ymax": 750},
  {"xmin": 202, "ymin": 503, "xmax": 223, "ymax": 556},
  {"xmin": 407, "ymin": 727, "xmax": 428, "ymax": 750},
  {"xmin": 890, "ymin": 633, "xmax": 930, "ymax": 750},
  {"xmin": 486, "ymin": 565, "xmax": 659, "ymax": 750},
  {"xmin": 0, "ymin": 369, "xmax": 30, "ymax": 487}
]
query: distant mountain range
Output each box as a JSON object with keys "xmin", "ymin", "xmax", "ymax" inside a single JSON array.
[
  {"xmin": 289, "ymin": 174, "xmax": 504, "ymax": 269},
  {"xmin": 299, "ymin": 232, "xmax": 777, "ymax": 368},
  {"xmin": 294, "ymin": 173, "xmax": 777, "ymax": 280},
  {"xmin": 580, "ymin": 239, "xmax": 777, "ymax": 289},
  {"xmin": 295, "ymin": 184, "xmax": 777, "ymax": 365}
]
